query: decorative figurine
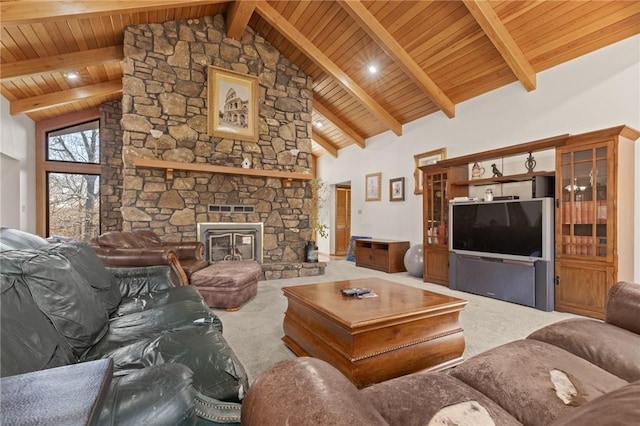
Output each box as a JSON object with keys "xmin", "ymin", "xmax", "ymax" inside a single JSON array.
[
  {"xmin": 491, "ymin": 164, "xmax": 503, "ymax": 177},
  {"xmin": 525, "ymin": 151, "xmax": 536, "ymax": 173},
  {"xmin": 471, "ymin": 162, "xmax": 485, "ymax": 179}
]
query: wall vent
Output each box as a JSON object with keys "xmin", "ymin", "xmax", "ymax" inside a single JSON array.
[{"xmin": 207, "ymin": 204, "xmax": 255, "ymax": 213}]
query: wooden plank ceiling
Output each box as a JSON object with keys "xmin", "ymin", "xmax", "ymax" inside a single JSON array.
[{"xmin": 2, "ymin": 1, "xmax": 639, "ymax": 157}]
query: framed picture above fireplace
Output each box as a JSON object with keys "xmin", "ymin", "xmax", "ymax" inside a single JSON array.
[{"xmin": 207, "ymin": 66, "xmax": 259, "ymax": 142}]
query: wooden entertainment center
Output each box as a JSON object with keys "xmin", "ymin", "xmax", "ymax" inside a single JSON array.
[{"xmin": 420, "ymin": 125, "xmax": 639, "ymax": 319}]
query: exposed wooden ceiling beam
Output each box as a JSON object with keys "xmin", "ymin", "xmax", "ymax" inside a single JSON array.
[
  {"xmin": 255, "ymin": 1, "xmax": 403, "ymax": 136},
  {"xmin": 10, "ymin": 80, "xmax": 122, "ymax": 115},
  {"xmin": 337, "ymin": 0, "xmax": 455, "ymax": 119},
  {"xmin": 313, "ymin": 100, "xmax": 366, "ymax": 149},
  {"xmin": 462, "ymin": 0, "xmax": 536, "ymax": 91},
  {"xmin": 0, "ymin": 0, "xmax": 226, "ymax": 25},
  {"xmin": 1, "ymin": 46, "xmax": 123, "ymax": 83},
  {"xmin": 312, "ymin": 133, "xmax": 338, "ymax": 158},
  {"xmin": 226, "ymin": 1, "xmax": 257, "ymax": 40}
]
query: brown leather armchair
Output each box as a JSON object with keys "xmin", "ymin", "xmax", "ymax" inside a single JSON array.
[{"xmin": 91, "ymin": 230, "xmax": 208, "ymax": 285}]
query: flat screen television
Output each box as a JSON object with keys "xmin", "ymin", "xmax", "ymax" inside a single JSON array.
[{"xmin": 449, "ymin": 198, "xmax": 554, "ymax": 262}]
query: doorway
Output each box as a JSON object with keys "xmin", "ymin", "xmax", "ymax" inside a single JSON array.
[{"xmin": 334, "ymin": 185, "xmax": 351, "ymax": 256}]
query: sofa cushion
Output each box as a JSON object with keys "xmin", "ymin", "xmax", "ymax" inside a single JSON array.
[
  {"xmin": 115, "ymin": 284, "xmax": 210, "ymax": 318},
  {"xmin": 361, "ymin": 370, "xmax": 521, "ymax": 426},
  {"xmin": 47, "ymin": 242, "xmax": 122, "ymax": 315},
  {"xmin": 88, "ymin": 324, "xmax": 248, "ymax": 404},
  {"xmin": 549, "ymin": 380, "xmax": 640, "ymax": 426},
  {"xmin": 0, "ymin": 249, "xmax": 109, "ymax": 357},
  {"xmin": 241, "ymin": 357, "xmax": 388, "ymax": 426},
  {"xmin": 450, "ymin": 339, "xmax": 628, "ymax": 426},
  {"xmin": 98, "ymin": 363, "xmax": 196, "ymax": 426},
  {"xmin": 528, "ymin": 318, "xmax": 640, "ymax": 382},
  {"xmin": 0, "ymin": 227, "xmax": 49, "ymax": 251},
  {"xmin": 0, "ymin": 274, "xmax": 76, "ymax": 376},
  {"xmin": 107, "ymin": 265, "xmax": 174, "ymax": 299},
  {"xmin": 84, "ymin": 298, "xmax": 219, "ymax": 359}
]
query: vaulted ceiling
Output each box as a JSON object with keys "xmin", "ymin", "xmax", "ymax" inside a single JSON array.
[{"xmin": 2, "ymin": 1, "xmax": 639, "ymax": 156}]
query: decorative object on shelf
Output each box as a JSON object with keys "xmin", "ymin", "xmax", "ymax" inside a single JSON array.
[
  {"xmin": 389, "ymin": 177, "xmax": 405, "ymax": 201},
  {"xmin": 150, "ymin": 129, "xmax": 163, "ymax": 156},
  {"xmin": 485, "ymin": 188, "xmax": 493, "ymax": 201},
  {"xmin": 413, "ymin": 148, "xmax": 447, "ymax": 194},
  {"xmin": 525, "ymin": 151, "xmax": 536, "ymax": 173},
  {"xmin": 305, "ymin": 240, "xmax": 319, "ymax": 262},
  {"xmin": 491, "ymin": 164, "xmax": 503, "ymax": 177},
  {"xmin": 471, "ymin": 162, "xmax": 485, "ymax": 179},
  {"xmin": 241, "ymin": 156, "xmax": 252, "ymax": 169},
  {"xmin": 589, "ymin": 168, "xmax": 598, "ymax": 187},
  {"xmin": 403, "ymin": 244, "xmax": 424, "ymax": 278},
  {"xmin": 564, "ymin": 178, "xmax": 586, "ymax": 200},
  {"xmin": 365, "ymin": 172, "xmax": 382, "ymax": 201},
  {"xmin": 207, "ymin": 66, "xmax": 259, "ymax": 142}
]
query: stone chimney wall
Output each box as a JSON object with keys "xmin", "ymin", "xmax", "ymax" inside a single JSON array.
[
  {"xmin": 100, "ymin": 99, "xmax": 124, "ymax": 232},
  {"xmin": 120, "ymin": 14, "xmax": 315, "ymax": 263}
]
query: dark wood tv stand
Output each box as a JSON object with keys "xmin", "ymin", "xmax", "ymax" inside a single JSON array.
[{"xmin": 355, "ymin": 239, "xmax": 410, "ymax": 273}]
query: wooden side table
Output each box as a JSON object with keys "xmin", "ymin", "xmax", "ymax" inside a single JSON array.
[{"xmin": 355, "ymin": 239, "xmax": 410, "ymax": 273}]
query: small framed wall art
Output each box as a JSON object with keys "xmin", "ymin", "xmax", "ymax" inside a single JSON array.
[
  {"xmin": 414, "ymin": 148, "xmax": 447, "ymax": 194},
  {"xmin": 365, "ymin": 172, "xmax": 382, "ymax": 201},
  {"xmin": 389, "ymin": 177, "xmax": 405, "ymax": 201},
  {"xmin": 207, "ymin": 66, "xmax": 259, "ymax": 142}
]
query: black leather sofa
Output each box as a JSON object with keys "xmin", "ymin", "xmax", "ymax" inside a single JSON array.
[{"xmin": 0, "ymin": 228, "xmax": 248, "ymax": 425}]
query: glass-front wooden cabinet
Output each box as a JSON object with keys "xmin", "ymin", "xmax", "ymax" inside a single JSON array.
[
  {"xmin": 421, "ymin": 165, "xmax": 467, "ymax": 285},
  {"xmin": 557, "ymin": 143, "xmax": 610, "ymax": 259},
  {"xmin": 555, "ymin": 126, "xmax": 639, "ymax": 319}
]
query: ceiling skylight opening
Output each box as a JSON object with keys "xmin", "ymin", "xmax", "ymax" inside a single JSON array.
[{"xmin": 64, "ymin": 72, "xmax": 79, "ymax": 80}]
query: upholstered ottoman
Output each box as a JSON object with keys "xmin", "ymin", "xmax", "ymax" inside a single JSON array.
[{"xmin": 190, "ymin": 260, "xmax": 262, "ymax": 311}]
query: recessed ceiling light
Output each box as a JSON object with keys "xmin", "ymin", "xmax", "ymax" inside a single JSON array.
[
  {"xmin": 368, "ymin": 65, "xmax": 378, "ymax": 74},
  {"xmin": 64, "ymin": 72, "xmax": 79, "ymax": 80},
  {"xmin": 315, "ymin": 121, "xmax": 323, "ymax": 128}
]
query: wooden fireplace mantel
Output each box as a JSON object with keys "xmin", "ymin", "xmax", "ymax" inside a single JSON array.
[{"xmin": 133, "ymin": 158, "xmax": 314, "ymax": 182}]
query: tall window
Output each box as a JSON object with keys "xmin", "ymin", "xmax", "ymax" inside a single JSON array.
[{"xmin": 45, "ymin": 120, "xmax": 100, "ymax": 241}]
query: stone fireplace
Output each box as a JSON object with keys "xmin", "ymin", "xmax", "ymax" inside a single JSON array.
[
  {"xmin": 112, "ymin": 14, "xmax": 325, "ymax": 279},
  {"xmin": 198, "ymin": 222, "xmax": 263, "ymax": 263}
]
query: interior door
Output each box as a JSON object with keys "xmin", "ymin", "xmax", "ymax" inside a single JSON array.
[{"xmin": 334, "ymin": 186, "xmax": 351, "ymax": 256}]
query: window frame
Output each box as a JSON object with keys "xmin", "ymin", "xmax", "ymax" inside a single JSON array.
[{"xmin": 35, "ymin": 108, "xmax": 101, "ymax": 237}]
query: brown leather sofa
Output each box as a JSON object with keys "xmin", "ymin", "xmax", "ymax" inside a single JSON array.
[
  {"xmin": 91, "ymin": 230, "xmax": 208, "ymax": 285},
  {"xmin": 241, "ymin": 281, "xmax": 640, "ymax": 426}
]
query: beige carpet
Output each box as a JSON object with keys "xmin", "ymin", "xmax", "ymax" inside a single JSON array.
[{"xmin": 212, "ymin": 259, "xmax": 580, "ymax": 384}]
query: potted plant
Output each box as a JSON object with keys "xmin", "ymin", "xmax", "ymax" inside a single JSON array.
[{"xmin": 306, "ymin": 178, "xmax": 328, "ymax": 262}]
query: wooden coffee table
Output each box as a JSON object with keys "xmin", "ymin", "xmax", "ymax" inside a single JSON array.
[{"xmin": 282, "ymin": 278, "xmax": 468, "ymax": 388}]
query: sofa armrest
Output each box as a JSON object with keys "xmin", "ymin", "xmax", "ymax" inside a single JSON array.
[
  {"xmin": 93, "ymin": 246, "xmax": 187, "ymax": 286},
  {"xmin": 106, "ymin": 266, "xmax": 175, "ymax": 297},
  {"xmin": 164, "ymin": 241, "xmax": 205, "ymax": 260},
  {"xmin": 92, "ymin": 246, "xmax": 175, "ymax": 266},
  {"xmin": 241, "ymin": 357, "xmax": 388, "ymax": 426},
  {"xmin": 606, "ymin": 281, "xmax": 640, "ymax": 335}
]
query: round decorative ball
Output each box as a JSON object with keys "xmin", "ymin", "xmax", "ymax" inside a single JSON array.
[{"xmin": 404, "ymin": 244, "xmax": 424, "ymax": 278}]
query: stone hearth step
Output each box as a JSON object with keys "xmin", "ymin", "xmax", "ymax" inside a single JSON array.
[{"xmin": 261, "ymin": 261, "xmax": 326, "ymax": 280}]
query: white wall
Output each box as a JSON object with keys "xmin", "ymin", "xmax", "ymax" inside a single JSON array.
[
  {"xmin": 0, "ymin": 96, "xmax": 36, "ymax": 232},
  {"xmin": 318, "ymin": 35, "xmax": 640, "ymax": 281}
]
